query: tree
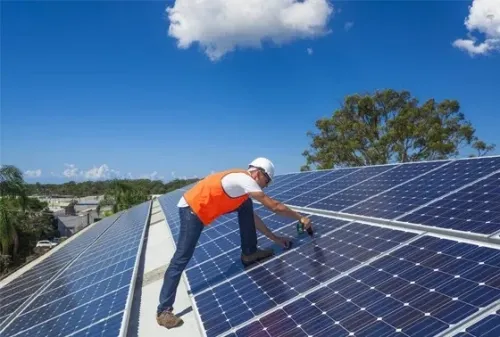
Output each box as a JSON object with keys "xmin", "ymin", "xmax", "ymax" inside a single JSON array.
[
  {"xmin": 102, "ymin": 180, "xmax": 150, "ymax": 213},
  {"xmin": 302, "ymin": 89, "xmax": 496, "ymax": 170},
  {"xmin": 0, "ymin": 165, "xmax": 24, "ymax": 258},
  {"xmin": 0, "ymin": 202, "xmax": 19, "ymax": 257}
]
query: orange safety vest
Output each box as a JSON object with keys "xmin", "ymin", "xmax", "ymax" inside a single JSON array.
[{"xmin": 183, "ymin": 169, "xmax": 252, "ymax": 225}]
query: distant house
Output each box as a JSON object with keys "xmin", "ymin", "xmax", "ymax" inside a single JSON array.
[{"xmin": 57, "ymin": 208, "xmax": 99, "ymax": 237}]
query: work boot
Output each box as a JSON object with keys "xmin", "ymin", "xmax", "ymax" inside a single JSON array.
[
  {"xmin": 156, "ymin": 310, "xmax": 183, "ymax": 329},
  {"xmin": 241, "ymin": 248, "xmax": 274, "ymax": 266}
]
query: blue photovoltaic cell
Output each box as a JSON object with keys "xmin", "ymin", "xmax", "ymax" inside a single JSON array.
[
  {"xmin": 232, "ymin": 235, "xmax": 500, "ymax": 337},
  {"xmin": 274, "ymin": 168, "xmax": 359, "ymax": 202},
  {"xmin": 307, "ymin": 161, "xmax": 448, "ymax": 212},
  {"xmin": 399, "ymin": 172, "xmax": 500, "ymax": 235},
  {"xmin": 0, "ymin": 212, "xmax": 122, "ymax": 326},
  {"xmin": 69, "ymin": 312, "xmax": 123, "ymax": 337},
  {"xmin": 194, "ymin": 222, "xmax": 416, "ymax": 337},
  {"xmin": 266, "ymin": 171, "xmax": 339, "ymax": 199},
  {"xmin": 285, "ymin": 164, "xmax": 397, "ymax": 207},
  {"xmin": 186, "ymin": 215, "xmax": 350, "ymax": 294},
  {"xmin": 1, "ymin": 201, "xmax": 150, "ymax": 337},
  {"xmin": 453, "ymin": 309, "xmax": 500, "ymax": 337},
  {"xmin": 343, "ymin": 156, "xmax": 500, "ymax": 220},
  {"xmin": 263, "ymin": 173, "xmax": 302, "ymax": 195},
  {"xmin": 265, "ymin": 172, "xmax": 298, "ymax": 188}
]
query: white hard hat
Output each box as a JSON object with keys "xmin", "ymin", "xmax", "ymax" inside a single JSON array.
[{"xmin": 249, "ymin": 157, "xmax": 275, "ymax": 182}]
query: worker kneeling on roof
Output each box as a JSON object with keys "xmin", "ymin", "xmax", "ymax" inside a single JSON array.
[{"xmin": 156, "ymin": 157, "xmax": 313, "ymax": 329}]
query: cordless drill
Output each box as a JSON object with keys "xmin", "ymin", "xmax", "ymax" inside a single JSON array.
[{"xmin": 297, "ymin": 221, "xmax": 314, "ymax": 236}]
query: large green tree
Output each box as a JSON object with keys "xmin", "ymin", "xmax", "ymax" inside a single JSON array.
[{"xmin": 302, "ymin": 89, "xmax": 496, "ymax": 170}]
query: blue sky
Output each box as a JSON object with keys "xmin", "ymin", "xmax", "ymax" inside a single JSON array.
[{"xmin": 2, "ymin": 0, "xmax": 499, "ymax": 183}]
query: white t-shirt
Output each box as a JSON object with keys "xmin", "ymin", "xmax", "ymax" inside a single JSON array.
[{"xmin": 177, "ymin": 172, "xmax": 262, "ymax": 207}]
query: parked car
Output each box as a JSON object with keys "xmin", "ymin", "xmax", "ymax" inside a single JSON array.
[{"xmin": 36, "ymin": 240, "xmax": 58, "ymax": 249}]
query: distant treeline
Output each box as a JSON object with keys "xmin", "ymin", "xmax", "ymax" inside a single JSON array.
[{"xmin": 25, "ymin": 178, "xmax": 201, "ymax": 197}]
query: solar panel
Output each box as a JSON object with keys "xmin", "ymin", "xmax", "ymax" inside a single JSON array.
[
  {"xmin": 284, "ymin": 164, "xmax": 397, "ymax": 207},
  {"xmin": 341, "ymin": 156, "xmax": 500, "ymax": 221},
  {"xmin": 193, "ymin": 221, "xmax": 418, "ymax": 337},
  {"xmin": 271, "ymin": 167, "xmax": 359, "ymax": 202},
  {"xmin": 0, "ymin": 201, "xmax": 151, "ymax": 337},
  {"xmin": 0, "ymin": 211, "xmax": 123, "ymax": 327},
  {"xmin": 265, "ymin": 170, "xmax": 338, "ymax": 198},
  {"xmin": 305, "ymin": 160, "xmax": 449, "ymax": 212},
  {"xmin": 227, "ymin": 235, "xmax": 500, "ymax": 337},
  {"xmin": 398, "ymin": 172, "xmax": 500, "ymax": 235},
  {"xmin": 155, "ymin": 155, "xmax": 500, "ymax": 337},
  {"xmin": 185, "ymin": 215, "xmax": 350, "ymax": 295}
]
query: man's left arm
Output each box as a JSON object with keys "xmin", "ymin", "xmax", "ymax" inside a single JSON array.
[{"xmin": 254, "ymin": 212, "xmax": 290, "ymax": 248}]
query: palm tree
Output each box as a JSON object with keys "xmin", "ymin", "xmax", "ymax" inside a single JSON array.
[
  {"xmin": 0, "ymin": 203, "xmax": 19, "ymax": 256},
  {"xmin": 0, "ymin": 165, "xmax": 25, "ymax": 257}
]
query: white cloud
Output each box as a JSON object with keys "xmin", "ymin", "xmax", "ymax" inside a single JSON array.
[
  {"xmin": 58, "ymin": 164, "xmax": 167, "ymax": 181},
  {"xmin": 307, "ymin": 47, "xmax": 314, "ymax": 55},
  {"xmin": 344, "ymin": 21, "xmax": 354, "ymax": 31},
  {"xmin": 166, "ymin": 0, "xmax": 334, "ymax": 61},
  {"xmin": 84, "ymin": 164, "xmax": 121, "ymax": 179},
  {"xmin": 24, "ymin": 169, "xmax": 42, "ymax": 178},
  {"xmin": 63, "ymin": 164, "xmax": 80, "ymax": 178},
  {"xmin": 453, "ymin": 0, "xmax": 500, "ymax": 56}
]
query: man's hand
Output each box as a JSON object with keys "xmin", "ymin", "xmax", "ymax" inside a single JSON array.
[
  {"xmin": 299, "ymin": 216, "xmax": 312, "ymax": 230},
  {"xmin": 272, "ymin": 235, "xmax": 291, "ymax": 249}
]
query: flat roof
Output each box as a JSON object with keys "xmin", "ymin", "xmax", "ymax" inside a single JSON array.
[{"xmin": 127, "ymin": 199, "xmax": 203, "ymax": 336}]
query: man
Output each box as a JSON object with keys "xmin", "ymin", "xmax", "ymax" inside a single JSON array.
[{"xmin": 156, "ymin": 157, "xmax": 313, "ymax": 329}]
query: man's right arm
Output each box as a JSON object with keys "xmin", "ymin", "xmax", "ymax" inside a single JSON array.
[{"xmin": 248, "ymin": 191, "xmax": 311, "ymax": 228}]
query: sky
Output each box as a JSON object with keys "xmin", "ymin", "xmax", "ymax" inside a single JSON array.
[{"xmin": 1, "ymin": 0, "xmax": 499, "ymax": 183}]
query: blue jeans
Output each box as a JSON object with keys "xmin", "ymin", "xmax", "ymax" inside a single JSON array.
[{"xmin": 157, "ymin": 198, "xmax": 258, "ymax": 313}]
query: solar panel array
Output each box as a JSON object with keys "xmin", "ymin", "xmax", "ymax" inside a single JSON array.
[
  {"xmin": 158, "ymin": 156, "xmax": 500, "ymax": 337},
  {"xmin": 0, "ymin": 200, "xmax": 151, "ymax": 337}
]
